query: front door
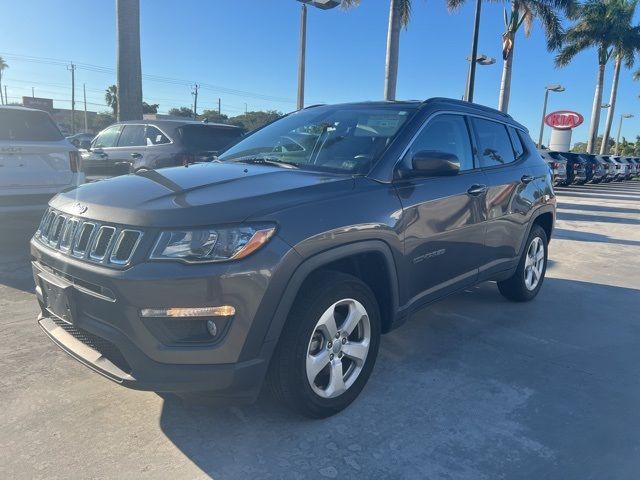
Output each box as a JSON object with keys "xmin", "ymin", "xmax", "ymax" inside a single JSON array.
[{"xmin": 394, "ymin": 113, "xmax": 487, "ymax": 307}]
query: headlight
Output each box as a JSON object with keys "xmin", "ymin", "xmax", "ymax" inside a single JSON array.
[{"xmin": 150, "ymin": 225, "xmax": 276, "ymax": 263}]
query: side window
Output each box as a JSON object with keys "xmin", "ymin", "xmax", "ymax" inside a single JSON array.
[
  {"xmin": 92, "ymin": 125, "xmax": 122, "ymax": 149},
  {"xmin": 117, "ymin": 125, "xmax": 146, "ymax": 147},
  {"xmin": 508, "ymin": 127, "xmax": 524, "ymax": 159},
  {"xmin": 404, "ymin": 114, "xmax": 474, "ymax": 171},
  {"xmin": 471, "ymin": 118, "xmax": 516, "ymax": 167},
  {"xmin": 145, "ymin": 126, "xmax": 170, "ymax": 146}
]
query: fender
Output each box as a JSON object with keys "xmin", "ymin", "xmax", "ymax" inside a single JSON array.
[
  {"xmin": 264, "ymin": 240, "xmax": 400, "ymax": 345},
  {"xmin": 518, "ymin": 203, "xmax": 556, "ymax": 256}
]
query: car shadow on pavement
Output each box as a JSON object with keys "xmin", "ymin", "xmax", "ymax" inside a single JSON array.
[
  {"xmin": 556, "ymin": 211, "xmax": 640, "ymax": 225},
  {"xmin": 556, "ymin": 202, "xmax": 640, "ymax": 215},
  {"xmin": 553, "ymin": 228, "xmax": 640, "ymax": 247},
  {"xmin": 0, "ymin": 213, "xmax": 41, "ymax": 293},
  {"xmin": 157, "ymin": 278, "xmax": 640, "ymax": 479}
]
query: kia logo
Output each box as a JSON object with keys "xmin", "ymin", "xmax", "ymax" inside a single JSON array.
[{"xmin": 544, "ymin": 111, "xmax": 584, "ymax": 130}]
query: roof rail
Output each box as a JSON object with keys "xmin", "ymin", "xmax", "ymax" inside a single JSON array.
[
  {"xmin": 423, "ymin": 97, "xmax": 513, "ymax": 119},
  {"xmin": 303, "ymin": 104, "xmax": 326, "ymax": 110}
]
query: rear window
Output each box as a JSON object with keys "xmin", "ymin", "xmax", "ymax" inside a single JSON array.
[
  {"xmin": 0, "ymin": 109, "xmax": 63, "ymax": 141},
  {"xmin": 178, "ymin": 125, "xmax": 243, "ymax": 152}
]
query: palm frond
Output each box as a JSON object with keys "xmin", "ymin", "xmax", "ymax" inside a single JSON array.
[{"xmin": 398, "ymin": 0, "xmax": 412, "ymax": 28}]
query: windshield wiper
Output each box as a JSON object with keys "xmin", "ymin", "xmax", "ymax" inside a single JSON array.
[{"xmin": 227, "ymin": 154, "xmax": 299, "ymax": 169}]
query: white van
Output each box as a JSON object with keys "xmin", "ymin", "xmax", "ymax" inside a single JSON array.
[{"xmin": 0, "ymin": 106, "xmax": 84, "ymax": 213}]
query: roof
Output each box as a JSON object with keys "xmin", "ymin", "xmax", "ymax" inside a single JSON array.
[
  {"xmin": 0, "ymin": 105, "xmax": 48, "ymax": 112},
  {"xmin": 117, "ymin": 119, "xmax": 242, "ymax": 129}
]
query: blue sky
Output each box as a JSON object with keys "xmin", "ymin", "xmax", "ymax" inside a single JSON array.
[{"xmin": 1, "ymin": 0, "xmax": 639, "ymax": 145}]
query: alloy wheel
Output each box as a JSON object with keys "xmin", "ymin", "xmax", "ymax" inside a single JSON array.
[
  {"xmin": 305, "ymin": 298, "xmax": 371, "ymax": 399},
  {"xmin": 524, "ymin": 236, "xmax": 545, "ymax": 291}
]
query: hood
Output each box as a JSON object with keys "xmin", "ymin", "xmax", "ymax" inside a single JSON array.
[{"xmin": 51, "ymin": 162, "xmax": 354, "ymax": 227}]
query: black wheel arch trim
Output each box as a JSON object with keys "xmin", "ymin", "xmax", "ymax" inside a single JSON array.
[{"xmin": 239, "ymin": 240, "xmax": 401, "ymax": 365}]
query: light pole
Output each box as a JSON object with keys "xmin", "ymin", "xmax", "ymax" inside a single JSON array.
[
  {"xmin": 614, "ymin": 113, "xmax": 633, "ymax": 155},
  {"xmin": 537, "ymin": 84, "xmax": 565, "ymax": 148},
  {"xmin": 464, "ymin": 54, "xmax": 495, "ymax": 102},
  {"xmin": 296, "ymin": 0, "xmax": 340, "ymax": 110}
]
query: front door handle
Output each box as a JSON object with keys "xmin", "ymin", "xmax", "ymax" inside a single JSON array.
[
  {"xmin": 131, "ymin": 152, "xmax": 142, "ymax": 159},
  {"xmin": 521, "ymin": 174, "xmax": 534, "ymax": 184},
  {"xmin": 467, "ymin": 184, "xmax": 488, "ymax": 196}
]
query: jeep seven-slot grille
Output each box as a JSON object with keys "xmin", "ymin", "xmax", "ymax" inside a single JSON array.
[{"xmin": 36, "ymin": 208, "xmax": 142, "ymax": 267}]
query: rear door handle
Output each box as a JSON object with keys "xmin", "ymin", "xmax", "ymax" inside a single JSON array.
[
  {"xmin": 520, "ymin": 174, "xmax": 534, "ymax": 184},
  {"xmin": 467, "ymin": 184, "xmax": 487, "ymax": 196},
  {"xmin": 131, "ymin": 152, "xmax": 142, "ymax": 159}
]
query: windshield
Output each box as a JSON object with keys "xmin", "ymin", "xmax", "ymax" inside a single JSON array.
[{"xmin": 218, "ymin": 105, "xmax": 416, "ymax": 174}]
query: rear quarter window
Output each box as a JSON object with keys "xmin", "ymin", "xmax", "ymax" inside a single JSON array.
[
  {"xmin": 178, "ymin": 125, "xmax": 244, "ymax": 152},
  {"xmin": 0, "ymin": 109, "xmax": 63, "ymax": 141}
]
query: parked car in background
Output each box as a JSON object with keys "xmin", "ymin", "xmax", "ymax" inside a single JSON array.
[
  {"xmin": 538, "ymin": 148, "xmax": 567, "ymax": 186},
  {"xmin": 66, "ymin": 132, "xmax": 95, "ymax": 149},
  {"xmin": 31, "ymin": 98, "xmax": 555, "ymax": 418},
  {"xmin": 609, "ymin": 156, "xmax": 629, "ymax": 181},
  {"xmin": 577, "ymin": 153, "xmax": 603, "ymax": 183},
  {"xmin": 560, "ymin": 152, "xmax": 588, "ymax": 184},
  {"xmin": 81, "ymin": 120, "xmax": 244, "ymax": 179},
  {"xmin": 622, "ymin": 156, "xmax": 638, "ymax": 178},
  {"xmin": 595, "ymin": 155, "xmax": 615, "ymax": 182},
  {"xmin": 629, "ymin": 157, "xmax": 640, "ymax": 177},
  {"xmin": 0, "ymin": 106, "xmax": 84, "ymax": 213}
]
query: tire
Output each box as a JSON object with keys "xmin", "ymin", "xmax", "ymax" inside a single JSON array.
[
  {"xmin": 267, "ymin": 271, "xmax": 381, "ymax": 418},
  {"xmin": 498, "ymin": 224, "xmax": 548, "ymax": 302}
]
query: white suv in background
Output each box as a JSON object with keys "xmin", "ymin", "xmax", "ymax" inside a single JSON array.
[{"xmin": 0, "ymin": 106, "xmax": 84, "ymax": 213}]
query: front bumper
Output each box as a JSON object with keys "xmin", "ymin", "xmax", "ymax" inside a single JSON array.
[{"xmin": 31, "ymin": 234, "xmax": 298, "ymax": 396}]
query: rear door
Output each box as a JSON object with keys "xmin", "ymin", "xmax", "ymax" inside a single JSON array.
[
  {"xmin": 0, "ymin": 109, "xmax": 73, "ymax": 189},
  {"xmin": 394, "ymin": 113, "xmax": 487, "ymax": 305},
  {"xmin": 113, "ymin": 124, "xmax": 147, "ymax": 172},
  {"xmin": 469, "ymin": 118, "xmax": 539, "ymax": 279}
]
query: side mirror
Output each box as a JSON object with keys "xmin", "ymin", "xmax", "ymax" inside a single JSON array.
[
  {"xmin": 406, "ymin": 150, "xmax": 460, "ymax": 177},
  {"xmin": 79, "ymin": 140, "xmax": 92, "ymax": 150}
]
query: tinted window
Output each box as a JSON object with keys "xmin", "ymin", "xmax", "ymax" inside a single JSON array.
[
  {"xmin": 145, "ymin": 126, "xmax": 170, "ymax": 145},
  {"xmin": 405, "ymin": 114, "xmax": 474, "ymax": 171},
  {"xmin": 472, "ymin": 118, "xmax": 516, "ymax": 167},
  {"xmin": 179, "ymin": 125, "xmax": 244, "ymax": 152},
  {"xmin": 117, "ymin": 125, "xmax": 146, "ymax": 147},
  {"xmin": 508, "ymin": 127, "xmax": 524, "ymax": 159},
  {"xmin": 93, "ymin": 125, "xmax": 122, "ymax": 148},
  {"xmin": 0, "ymin": 109, "xmax": 63, "ymax": 141}
]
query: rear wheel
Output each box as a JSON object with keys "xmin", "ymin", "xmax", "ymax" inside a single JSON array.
[
  {"xmin": 268, "ymin": 271, "xmax": 380, "ymax": 418},
  {"xmin": 498, "ymin": 224, "xmax": 548, "ymax": 302}
]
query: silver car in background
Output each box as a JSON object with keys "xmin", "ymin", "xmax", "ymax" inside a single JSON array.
[{"xmin": 0, "ymin": 106, "xmax": 84, "ymax": 213}]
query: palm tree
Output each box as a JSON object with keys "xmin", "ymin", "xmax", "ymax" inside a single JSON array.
[
  {"xmin": 0, "ymin": 57, "xmax": 8, "ymax": 106},
  {"xmin": 491, "ymin": 0, "xmax": 575, "ymax": 113},
  {"xmin": 556, "ymin": 0, "xmax": 633, "ymax": 154},
  {"xmin": 599, "ymin": 1, "xmax": 640, "ymax": 154},
  {"xmin": 105, "ymin": 85, "xmax": 118, "ymax": 117},
  {"xmin": 116, "ymin": 0, "xmax": 143, "ymax": 121},
  {"xmin": 343, "ymin": 0, "xmax": 410, "ymax": 100}
]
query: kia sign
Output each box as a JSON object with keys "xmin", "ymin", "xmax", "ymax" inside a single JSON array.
[{"xmin": 544, "ymin": 111, "xmax": 583, "ymax": 130}]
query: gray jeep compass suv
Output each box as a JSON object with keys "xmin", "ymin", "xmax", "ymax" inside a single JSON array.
[{"xmin": 31, "ymin": 98, "xmax": 555, "ymax": 418}]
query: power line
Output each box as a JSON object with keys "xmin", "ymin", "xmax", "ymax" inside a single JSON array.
[{"xmin": 0, "ymin": 51, "xmax": 305, "ymax": 105}]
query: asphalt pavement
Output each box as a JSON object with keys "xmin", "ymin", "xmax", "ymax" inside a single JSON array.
[{"xmin": 1, "ymin": 180, "xmax": 639, "ymax": 479}]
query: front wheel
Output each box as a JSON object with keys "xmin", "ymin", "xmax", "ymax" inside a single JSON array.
[
  {"xmin": 498, "ymin": 224, "xmax": 548, "ymax": 302},
  {"xmin": 267, "ymin": 271, "xmax": 381, "ymax": 418}
]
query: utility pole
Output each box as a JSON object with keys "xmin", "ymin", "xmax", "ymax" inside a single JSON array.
[
  {"xmin": 68, "ymin": 62, "xmax": 76, "ymax": 134},
  {"xmin": 297, "ymin": 3, "xmax": 307, "ymax": 110},
  {"xmin": 218, "ymin": 97, "xmax": 221, "ymax": 115},
  {"xmin": 245, "ymin": 103, "xmax": 248, "ymax": 114},
  {"xmin": 32, "ymin": 87, "xmax": 35, "ymax": 98},
  {"xmin": 192, "ymin": 83, "xmax": 199, "ymax": 120},
  {"xmin": 3, "ymin": 86, "xmax": 7, "ymax": 105},
  {"xmin": 464, "ymin": 0, "xmax": 482, "ymax": 102},
  {"xmin": 83, "ymin": 83, "xmax": 88, "ymax": 132}
]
